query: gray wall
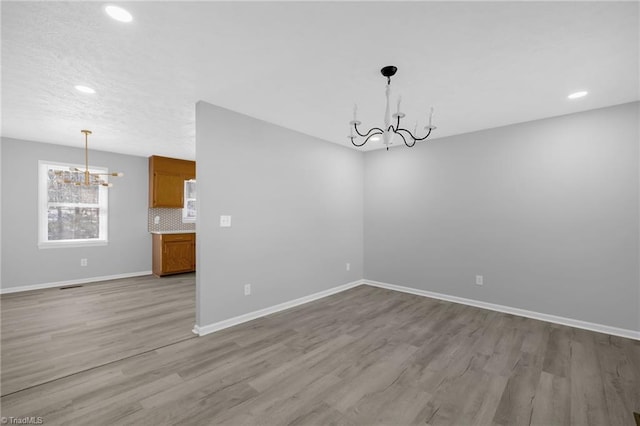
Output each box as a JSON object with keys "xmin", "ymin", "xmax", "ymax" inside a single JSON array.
[
  {"xmin": 196, "ymin": 101, "xmax": 363, "ymax": 327},
  {"xmin": 1, "ymin": 137, "xmax": 151, "ymax": 289},
  {"xmin": 364, "ymin": 102, "xmax": 639, "ymax": 331}
]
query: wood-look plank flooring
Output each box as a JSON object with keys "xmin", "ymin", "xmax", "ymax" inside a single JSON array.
[
  {"xmin": 1, "ymin": 278, "xmax": 638, "ymax": 425},
  {"xmin": 1, "ymin": 274, "xmax": 196, "ymax": 396}
]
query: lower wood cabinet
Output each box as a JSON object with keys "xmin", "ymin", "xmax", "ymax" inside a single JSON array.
[{"xmin": 152, "ymin": 233, "xmax": 196, "ymax": 277}]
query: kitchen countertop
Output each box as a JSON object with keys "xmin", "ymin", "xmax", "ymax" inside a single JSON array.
[{"xmin": 150, "ymin": 230, "xmax": 196, "ymax": 234}]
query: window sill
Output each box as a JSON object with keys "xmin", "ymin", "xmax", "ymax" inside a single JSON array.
[{"xmin": 38, "ymin": 240, "xmax": 108, "ymax": 249}]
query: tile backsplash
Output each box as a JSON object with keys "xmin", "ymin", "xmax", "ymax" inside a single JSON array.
[{"xmin": 148, "ymin": 208, "xmax": 196, "ymax": 232}]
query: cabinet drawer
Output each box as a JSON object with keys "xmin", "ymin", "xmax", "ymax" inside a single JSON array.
[{"xmin": 162, "ymin": 233, "xmax": 195, "ymax": 242}]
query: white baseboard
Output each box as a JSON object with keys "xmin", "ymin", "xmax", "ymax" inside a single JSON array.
[
  {"xmin": 24, "ymin": 272, "xmax": 631, "ymax": 341},
  {"xmin": 0, "ymin": 271, "xmax": 153, "ymax": 294},
  {"xmin": 194, "ymin": 279, "xmax": 365, "ymax": 336},
  {"xmin": 363, "ymin": 279, "xmax": 640, "ymax": 341}
]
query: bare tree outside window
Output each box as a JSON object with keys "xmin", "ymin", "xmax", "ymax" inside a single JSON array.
[{"xmin": 39, "ymin": 162, "xmax": 109, "ymax": 247}]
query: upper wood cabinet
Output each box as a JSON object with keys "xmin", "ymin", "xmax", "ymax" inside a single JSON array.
[{"xmin": 149, "ymin": 155, "xmax": 195, "ymax": 208}]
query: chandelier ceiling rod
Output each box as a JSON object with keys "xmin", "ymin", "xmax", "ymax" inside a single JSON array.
[{"xmin": 349, "ymin": 65, "xmax": 437, "ymax": 150}]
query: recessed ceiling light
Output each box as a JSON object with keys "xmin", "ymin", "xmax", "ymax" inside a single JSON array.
[
  {"xmin": 568, "ymin": 91, "xmax": 588, "ymax": 99},
  {"xmin": 75, "ymin": 85, "xmax": 96, "ymax": 94},
  {"xmin": 105, "ymin": 5, "xmax": 133, "ymax": 23}
]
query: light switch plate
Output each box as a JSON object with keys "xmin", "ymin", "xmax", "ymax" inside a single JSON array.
[{"xmin": 220, "ymin": 215, "xmax": 232, "ymax": 227}]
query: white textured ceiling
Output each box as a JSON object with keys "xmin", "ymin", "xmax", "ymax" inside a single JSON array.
[{"xmin": 2, "ymin": 1, "xmax": 638, "ymax": 160}]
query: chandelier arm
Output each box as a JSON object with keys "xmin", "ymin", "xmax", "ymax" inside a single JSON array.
[
  {"xmin": 354, "ymin": 122, "xmax": 384, "ymax": 138},
  {"xmin": 412, "ymin": 127, "xmax": 433, "ymax": 141},
  {"xmin": 395, "ymin": 127, "xmax": 415, "ymax": 138},
  {"xmin": 351, "ymin": 131, "xmax": 383, "ymax": 147},
  {"xmin": 395, "ymin": 128, "xmax": 417, "ymax": 147},
  {"xmin": 350, "ymin": 136, "xmax": 366, "ymax": 147},
  {"xmin": 394, "ymin": 130, "xmax": 415, "ymax": 148}
]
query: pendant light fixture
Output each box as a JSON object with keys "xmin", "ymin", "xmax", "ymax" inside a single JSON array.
[
  {"xmin": 349, "ymin": 66, "xmax": 437, "ymax": 150},
  {"xmin": 56, "ymin": 130, "xmax": 123, "ymax": 187}
]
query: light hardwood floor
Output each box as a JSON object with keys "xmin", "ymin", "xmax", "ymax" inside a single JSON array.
[
  {"xmin": 1, "ymin": 274, "xmax": 196, "ymax": 396},
  {"xmin": 1, "ymin": 276, "xmax": 638, "ymax": 425}
]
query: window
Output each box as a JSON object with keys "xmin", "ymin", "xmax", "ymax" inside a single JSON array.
[
  {"xmin": 38, "ymin": 161, "xmax": 109, "ymax": 248},
  {"xmin": 183, "ymin": 179, "xmax": 196, "ymax": 223}
]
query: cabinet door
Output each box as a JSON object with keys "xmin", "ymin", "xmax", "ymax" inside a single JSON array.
[
  {"xmin": 153, "ymin": 172, "xmax": 185, "ymax": 207},
  {"xmin": 163, "ymin": 239, "xmax": 194, "ymax": 274}
]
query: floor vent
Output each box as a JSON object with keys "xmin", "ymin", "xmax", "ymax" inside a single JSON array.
[{"xmin": 60, "ymin": 285, "xmax": 83, "ymax": 290}]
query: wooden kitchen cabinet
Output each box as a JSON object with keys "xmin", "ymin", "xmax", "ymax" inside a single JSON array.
[
  {"xmin": 152, "ymin": 233, "xmax": 196, "ymax": 277},
  {"xmin": 149, "ymin": 155, "xmax": 196, "ymax": 208}
]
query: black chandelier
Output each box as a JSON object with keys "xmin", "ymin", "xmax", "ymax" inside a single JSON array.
[{"xmin": 349, "ymin": 66, "xmax": 436, "ymax": 150}]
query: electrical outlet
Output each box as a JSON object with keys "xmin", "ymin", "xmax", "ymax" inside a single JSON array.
[
  {"xmin": 475, "ymin": 275, "xmax": 483, "ymax": 286},
  {"xmin": 220, "ymin": 215, "xmax": 232, "ymax": 227},
  {"xmin": 346, "ymin": 262, "xmax": 351, "ymax": 271},
  {"xmin": 244, "ymin": 284, "xmax": 251, "ymax": 296},
  {"xmin": 81, "ymin": 258, "xmax": 88, "ymax": 267},
  {"xmin": 154, "ymin": 216, "xmax": 160, "ymax": 225}
]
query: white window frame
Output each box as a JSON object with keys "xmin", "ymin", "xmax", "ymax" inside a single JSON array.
[
  {"xmin": 182, "ymin": 179, "xmax": 196, "ymax": 223},
  {"xmin": 38, "ymin": 160, "xmax": 109, "ymax": 249}
]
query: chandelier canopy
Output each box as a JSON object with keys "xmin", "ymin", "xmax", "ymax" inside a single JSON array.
[
  {"xmin": 349, "ymin": 66, "xmax": 436, "ymax": 150},
  {"xmin": 56, "ymin": 130, "xmax": 123, "ymax": 187}
]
